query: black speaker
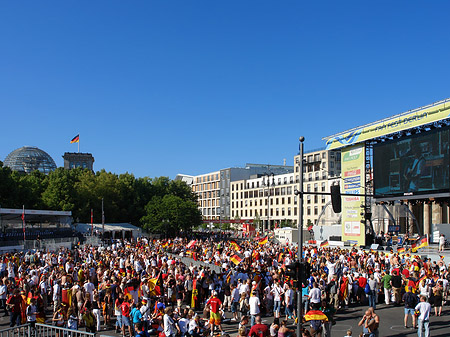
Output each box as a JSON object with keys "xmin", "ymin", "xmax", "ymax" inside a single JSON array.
[{"xmin": 331, "ymin": 185, "xmax": 341, "ymax": 213}]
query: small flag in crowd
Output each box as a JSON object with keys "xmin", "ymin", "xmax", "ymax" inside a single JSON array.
[
  {"xmin": 320, "ymin": 240, "xmax": 329, "ymax": 248},
  {"xmin": 398, "ymin": 247, "xmax": 406, "ymax": 253},
  {"xmin": 258, "ymin": 237, "xmax": 268, "ymax": 245},
  {"xmin": 70, "ymin": 134, "xmax": 80, "ymax": 143},
  {"xmin": 230, "ymin": 254, "xmax": 243, "ymax": 265},
  {"xmin": 229, "ymin": 241, "xmax": 241, "ymax": 251},
  {"xmin": 417, "ymin": 236, "xmax": 428, "ymax": 249},
  {"xmin": 186, "ymin": 240, "xmax": 197, "ymax": 249},
  {"xmin": 439, "ymin": 255, "xmax": 444, "ymax": 260}
]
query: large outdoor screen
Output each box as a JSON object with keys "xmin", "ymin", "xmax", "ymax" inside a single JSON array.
[{"xmin": 373, "ymin": 127, "xmax": 450, "ymax": 198}]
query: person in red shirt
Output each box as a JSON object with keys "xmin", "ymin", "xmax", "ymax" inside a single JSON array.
[
  {"xmin": 248, "ymin": 315, "xmax": 269, "ymax": 337},
  {"xmin": 6, "ymin": 289, "xmax": 23, "ymax": 327},
  {"xmin": 205, "ymin": 291, "xmax": 223, "ymax": 336},
  {"xmin": 120, "ymin": 297, "xmax": 133, "ymax": 337}
]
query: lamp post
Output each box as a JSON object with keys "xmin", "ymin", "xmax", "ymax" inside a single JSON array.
[
  {"xmin": 297, "ymin": 136, "xmax": 305, "ymax": 337},
  {"xmin": 262, "ymin": 173, "xmax": 275, "ymax": 233}
]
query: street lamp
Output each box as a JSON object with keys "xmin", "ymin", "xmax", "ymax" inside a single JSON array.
[
  {"xmin": 262, "ymin": 172, "xmax": 275, "ymax": 232},
  {"xmin": 297, "ymin": 136, "xmax": 305, "ymax": 337}
]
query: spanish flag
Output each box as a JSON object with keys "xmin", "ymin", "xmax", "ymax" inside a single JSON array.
[
  {"xmin": 397, "ymin": 247, "xmax": 406, "ymax": 253},
  {"xmin": 417, "ymin": 236, "xmax": 428, "ymax": 249},
  {"xmin": 320, "ymin": 240, "xmax": 329, "ymax": 248},
  {"xmin": 258, "ymin": 237, "xmax": 268, "ymax": 245},
  {"xmin": 230, "ymin": 254, "xmax": 243, "ymax": 265},
  {"xmin": 70, "ymin": 134, "xmax": 79, "ymax": 143}
]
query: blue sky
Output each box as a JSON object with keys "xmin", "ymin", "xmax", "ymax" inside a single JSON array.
[{"xmin": 1, "ymin": 1, "xmax": 449, "ymax": 178}]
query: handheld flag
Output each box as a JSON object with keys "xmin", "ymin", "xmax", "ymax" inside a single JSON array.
[
  {"xmin": 304, "ymin": 310, "xmax": 328, "ymax": 322},
  {"xmin": 320, "ymin": 240, "xmax": 329, "ymax": 248},
  {"xmin": 258, "ymin": 237, "xmax": 268, "ymax": 245},
  {"xmin": 229, "ymin": 241, "xmax": 241, "ymax": 251},
  {"xmin": 397, "ymin": 247, "xmax": 405, "ymax": 253},
  {"xmin": 417, "ymin": 236, "xmax": 428, "ymax": 249},
  {"xmin": 230, "ymin": 254, "xmax": 243, "ymax": 265},
  {"xmin": 70, "ymin": 134, "xmax": 80, "ymax": 143}
]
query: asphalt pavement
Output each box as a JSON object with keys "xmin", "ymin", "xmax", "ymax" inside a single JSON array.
[{"xmin": 0, "ymin": 301, "xmax": 448, "ymax": 337}]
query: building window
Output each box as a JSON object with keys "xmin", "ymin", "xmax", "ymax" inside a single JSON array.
[
  {"xmin": 307, "ymin": 195, "xmax": 311, "ymax": 204},
  {"xmin": 307, "ymin": 207, "xmax": 311, "ymax": 215},
  {"xmin": 287, "ymin": 207, "xmax": 291, "ymax": 216},
  {"xmin": 314, "ymin": 206, "xmax": 318, "ymax": 215}
]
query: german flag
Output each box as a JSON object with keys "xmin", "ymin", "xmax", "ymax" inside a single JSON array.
[
  {"xmin": 258, "ymin": 237, "xmax": 268, "ymax": 245},
  {"xmin": 70, "ymin": 134, "xmax": 79, "ymax": 143},
  {"xmin": 417, "ymin": 236, "xmax": 428, "ymax": 249},
  {"xmin": 304, "ymin": 310, "xmax": 328, "ymax": 322},
  {"xmin": 411, "ymin": 242, "xmax": 417, "ymax": 252},
  {"xmin": 398, "ymin": 247, "xmax": 406, "ymax": 253},
  {"xmin": 229, "ymin": 241, "xmax": 241, "ymax": 251},
  {"xmin": 148, "ymin": 273, "xmax": 164, "ymax": 296},
  {"xmin": 320, "ymin": 240, "xmax": 329, "ymax": 248},
  {"xmin": 252, "ymin": 250, "xmax": 259, "ymax": 261},
  {"xmin": 439, "ymin": 255, "xmax": 444, "ymax": 260},
  {"xmin": 162, "ymin": 242, "xmax": 169, "ymax": 248},
  {"xmin": 418, "ymin": 274, "xmax": 427, "ymax": 284},
  {"xmin": 123, "ymin": 285, "xmax": 134, "ymax": 300},
  {"xmin": 230, "ymin": 254, "xmax": 243, "ymax": 265}
]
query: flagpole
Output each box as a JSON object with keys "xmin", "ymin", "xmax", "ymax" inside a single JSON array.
[{"xmin": 78, "ymin": 134, "xmax": 80, "ymax": 153}]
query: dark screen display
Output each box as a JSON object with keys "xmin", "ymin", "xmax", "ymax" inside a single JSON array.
[{"xmin": 373, "ymin": 127, "xmax": 449, "ymax": 197}]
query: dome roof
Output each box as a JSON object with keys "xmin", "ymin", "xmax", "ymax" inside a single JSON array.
[{"xmin": 4, "ymin": 146, "xmax": 57, "ymax": 174}]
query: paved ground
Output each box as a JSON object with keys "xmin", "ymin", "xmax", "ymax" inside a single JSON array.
[{"xmin": 0, "ymin": 301, "xmax": 447, "ymax": 337}]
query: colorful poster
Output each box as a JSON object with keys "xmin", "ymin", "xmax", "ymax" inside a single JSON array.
[
  {"xmin": 325, "ymin": 99, "xmax": 450, "ymax": 150},
  {"xmin": 341, "ymin": 144, "xmax": 365, "ymax": 245}
]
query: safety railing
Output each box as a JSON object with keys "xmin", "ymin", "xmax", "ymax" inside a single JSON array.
[{"xmin": 0, "ymin": 323, "xmax": 98, "ymax": 337}]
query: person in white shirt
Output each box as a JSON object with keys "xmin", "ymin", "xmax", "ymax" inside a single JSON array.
[
  {"xmin": 438, "ymin": 234, "xmax": 445, "ymax": 252},
  {"xmin": 415, "ymin": 295, "xmax": 431, "ymax": 337},
  {"xmin": 248, "ymin": 292, "xmax": 260, "ymax": 326},
  {"xmin": 284, "ymin": 283, "xmax": 294, "ymax": 320},
  {"xmin": 0, "ymin": 279, "xmax": 7, "ymax": 316},
  {"xmin": 84, "ymin": 279, "xmax": 95, "ymax": 302},
  {"xmin": 272, "ymin": 280, "xmax": 284, "ymax": 318},
  {"xmin": 52, "ymin": 279, "xmax": 62, "ymax": 312},
  {"xmin": 308, "ymin": 282, "xmax": 321, "ymax": 310}
]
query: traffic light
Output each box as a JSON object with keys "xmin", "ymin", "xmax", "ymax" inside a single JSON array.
[
  {"xmin": 300, "ymin": 262, "xmax": 311, "ymax": 283},
  {"xmin": 285, "ymin": 262, "xmax": 300, "ymax": 279},
  {"xmin": 330, "ymin": 184, "xmax": 341, "ymax": 213}
]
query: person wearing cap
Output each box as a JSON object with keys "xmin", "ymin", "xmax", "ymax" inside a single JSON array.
[{"xmin": 205, "ymin": 290, "xmax": 224, "ymax": 336}]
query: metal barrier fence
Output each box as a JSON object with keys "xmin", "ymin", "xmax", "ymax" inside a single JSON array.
[{"xmin": 0, "ymin": 323, "xmax": 98, "ymax": 337}]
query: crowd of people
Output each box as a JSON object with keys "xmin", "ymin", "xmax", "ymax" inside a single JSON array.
[{"xmin": 0, "ymin": 234, "xmax": 448, "ymax": 337}]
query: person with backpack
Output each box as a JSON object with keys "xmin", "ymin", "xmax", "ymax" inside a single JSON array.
[{"xmin": 402, "ymin": 287, "xmax": 418, "ymax": 329}]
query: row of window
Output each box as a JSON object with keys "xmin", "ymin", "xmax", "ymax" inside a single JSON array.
[
  {"xmin": 196, "ymin": 174, "xmax": 219, "ymax": 184},
  {"xmin": 201, "ymin": 207, "xmax": 221, "ymax": 216},
  {"xmin": 193, "ymin": 182, "xmax": 220, "ymax": 192},
  {"xmin": 230, "ymin": 205, "xmax": 324, "ymax": 218}
]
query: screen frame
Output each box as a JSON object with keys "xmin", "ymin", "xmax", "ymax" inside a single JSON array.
[{"xmin": 373, "ymin": 126, "xmax": 450, "ymax": 200}]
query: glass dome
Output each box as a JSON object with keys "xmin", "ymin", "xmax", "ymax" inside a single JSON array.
[{"xmin": 4, "ymin": 146, "xmax": 57, "ymax": 174}]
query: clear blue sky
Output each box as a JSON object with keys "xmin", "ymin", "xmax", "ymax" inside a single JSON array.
[{"xmin": 1, "ymin": 1, "xmax": 449, "ymax": 178}]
